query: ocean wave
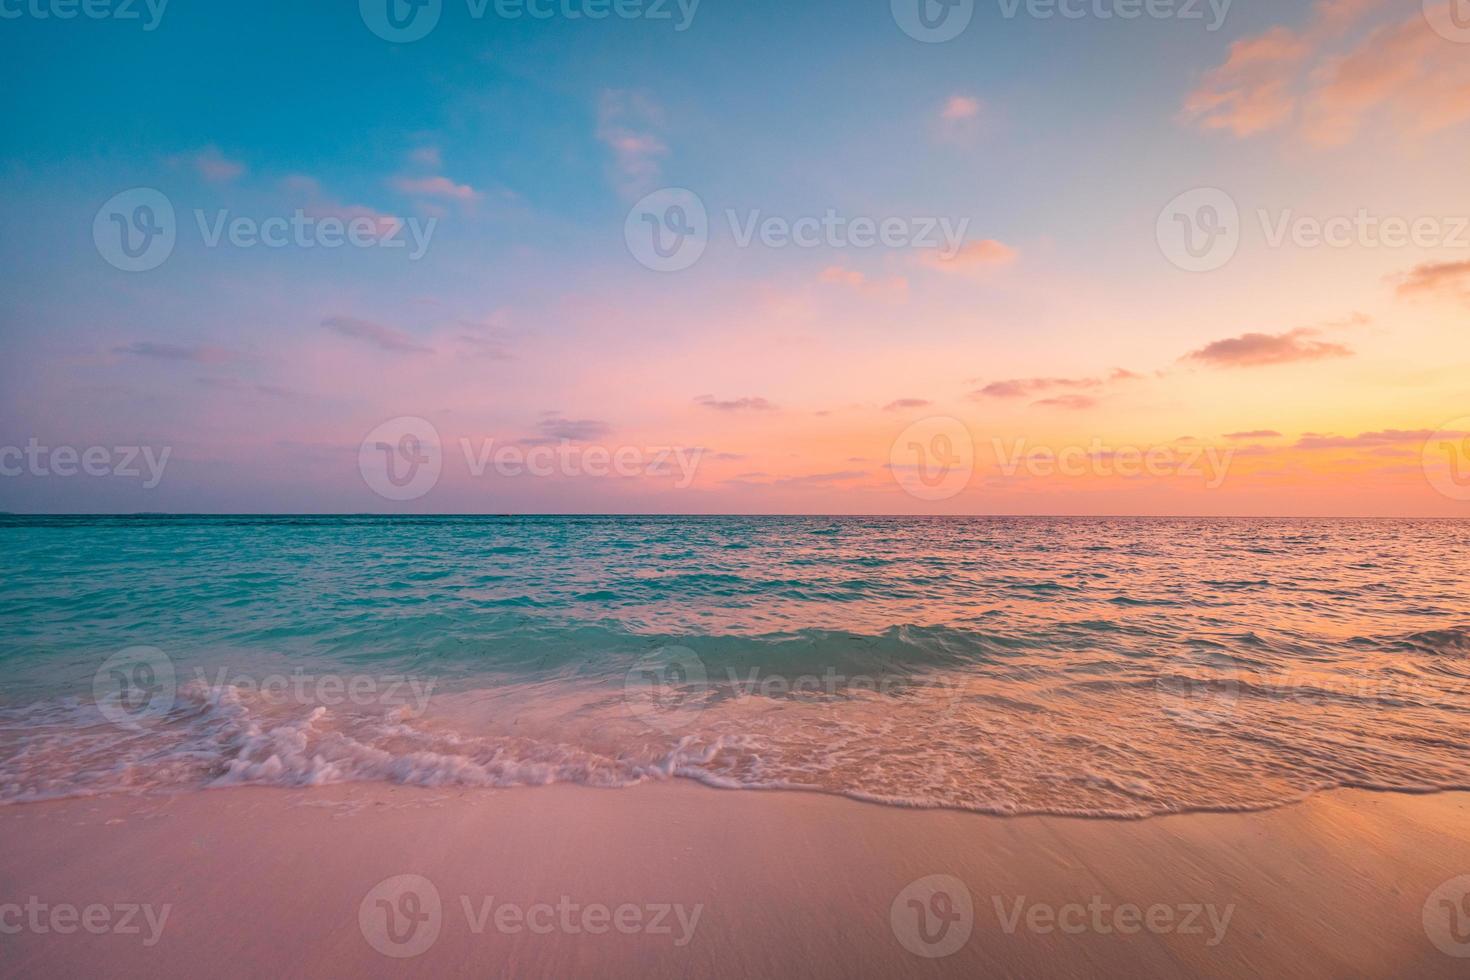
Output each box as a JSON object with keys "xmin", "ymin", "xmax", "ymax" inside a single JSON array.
[{"xmin": 3, "ymin": 517, "xmax": 1469, "ymax": 817}]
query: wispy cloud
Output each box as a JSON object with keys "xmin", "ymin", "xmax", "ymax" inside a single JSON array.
[
  {"xmin": 597, "ymin": 90, "xmax": 668, "ymax": 199},
  {"xmin": 1294, "ymin": 428, "xmax": 1446, "ymax": 449},
  {"xmin": 772, "ymin": 470, "xmax": 868, "ymax": 486},
  {"xmin": 1224, "ymin": 429, "xmax": 1283, "ymax": 440},
  {"xmin": 919, "ymin": 239, "xmax": 1016, "ymax": 276},
  {"xmin": 526, "ymin": 416, "xmax": 613, "ymax": 442},
  {"xmin": 175, "ymin": 145, "xmax": 246, "ymax": 183},
  {"xmin": 1184, "ymin": 329, "xmax": 1352, "ymax": 368},
  {"xmin": 409, "ymin": 146, "xmax": 442, "ymax": 168},
  {"xmin": 935, "ymin": 93, "xmax": 987, "ymax": 143},
  {"xmin": 1396, "ymin": 260, "xmax": 1470, "ymax": 303},
  {"xmin": 696, "ymin": 395, "xmax": 777, "ymax": 412},
  {"xmin": 284, "ymin": 175, "xmax": 404, "ymax": 239},
  {"xmin": 391, "ymin": 175, "xmax": 480, "ymax": 202},
  {"xmin": 941, "ymin": 95, "xmax": 982, "ymax": 121},
  {"xmin": 1032, "ymin": 394, "xmax": 1098, "ymax": 411},
  {"xmin": 973, "ymin": 372, "xmax": 1131, "ymax": 398},
  {"xmin": 321, "ymin": 316, "xmax": 433, "ymax": 353},
  {"xmin": 113, "ymin": 341, "xmax": 246, "ymax": 364},
  {"xmin": 883, "ymin": 398, "xmax": 932, "ymax": 411},
  {"xmin": 197, "ymin": 377, "xmax": 299, "ymax": 398},
  {"xmin": 819, "ymin": 266, "xmax": 909, "ymax": 301},
  {"xmin": 1182, "ymin": 1, "xmax": 1470, "ymax": 146}
]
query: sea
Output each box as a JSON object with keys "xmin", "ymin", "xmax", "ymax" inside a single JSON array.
[{"xmin": 1, "ymin": 514, "xmax": 1467, "ymax": 817}]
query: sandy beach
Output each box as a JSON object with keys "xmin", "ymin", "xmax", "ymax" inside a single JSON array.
[{"xmin": 3, "ymin": 783, "xmax": 1468, "ymax": 978}]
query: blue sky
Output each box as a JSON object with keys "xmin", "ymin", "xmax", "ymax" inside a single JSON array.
[{"xmin": 3, "ymin": 0, "xmax": 1469, "ymax": 514}]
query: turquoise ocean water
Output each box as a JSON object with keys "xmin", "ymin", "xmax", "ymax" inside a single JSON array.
[{"xmin": 1, "ymin": 515, "xmax": 1467, "ymax": 816}]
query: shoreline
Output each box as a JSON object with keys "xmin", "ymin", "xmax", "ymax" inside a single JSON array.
[
  {"xmin": 3, "ymin": 782, "xmax": 1468, "ymax": 978},
  {"xmin": 11, "ymin": 762, "xmax": 1470, "ymax": 822}
]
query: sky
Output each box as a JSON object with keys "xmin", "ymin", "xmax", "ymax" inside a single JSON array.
[{"xmin": 1, "ymin": 0, "xmax": 1469, "ymax": 515}]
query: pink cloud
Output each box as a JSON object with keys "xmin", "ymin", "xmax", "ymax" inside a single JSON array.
[
  {"xmin": 941, "ymin": 95, "xmax": 982, "ymax": 120},
  {"xmin": 1181, "ymin": 2, "xmax": 1470, "ymax": 146},
  {"xmin": 973, "ymin": 369, "xmax": 1139, "ymax": 400},
  {"xmin": 1182, "ymin": 27, "xmax": 1310, "ymax": 137},
  {"xmin": 1303, "ymin": 11, "xmax": 1470, "ymax": 145},
  {"xmin": 597, "ymin": 90, "xmax": 668, "ymax": 199},
  {"xmin": 321, "ymin": 316, "xmax": 433, "ymax": 354},
  {"xmin": 112, "ymin": 341, "xmax": 249, "ymax": 364},
  {"xmin": 696, "ymin": 395, "xmax": 777, "ymax": 412},
  {"xmin": 284, "ymin": 175, "xmax": 405, "ymax": 239},
  {"xmin": 819, "ymin": 266, "xmax": 909, "ymax": 301},
  {"xmin": 1032, "ymin": 394, "xmax": 1099, "ymax": 411},
  {"xmin": 1396, "ymin": 260, "xmax": 1470, "ymax": 302},
  {"xmin": 919, "ymin": 239, "xmax": 1016, "ymax": 276},
  {"xmin": 1185, "ymin": 328, "xmax": 1352, "ymax": 368},
  {"xmin": 1294, "ymin": 428, "xmax": 1447, "ymax": 449},
  {"xmin": 392, "ymin": 175, "xmax": 480, "ymax": 202},
  {"xmin": 176, "ymin": 146, "xmax": 246, "ymax": 182}
]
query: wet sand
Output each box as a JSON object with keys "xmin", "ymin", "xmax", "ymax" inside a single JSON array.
[{"xmin": 1, "ymin": 783, "xmax": 1468, "ymax": 978}]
